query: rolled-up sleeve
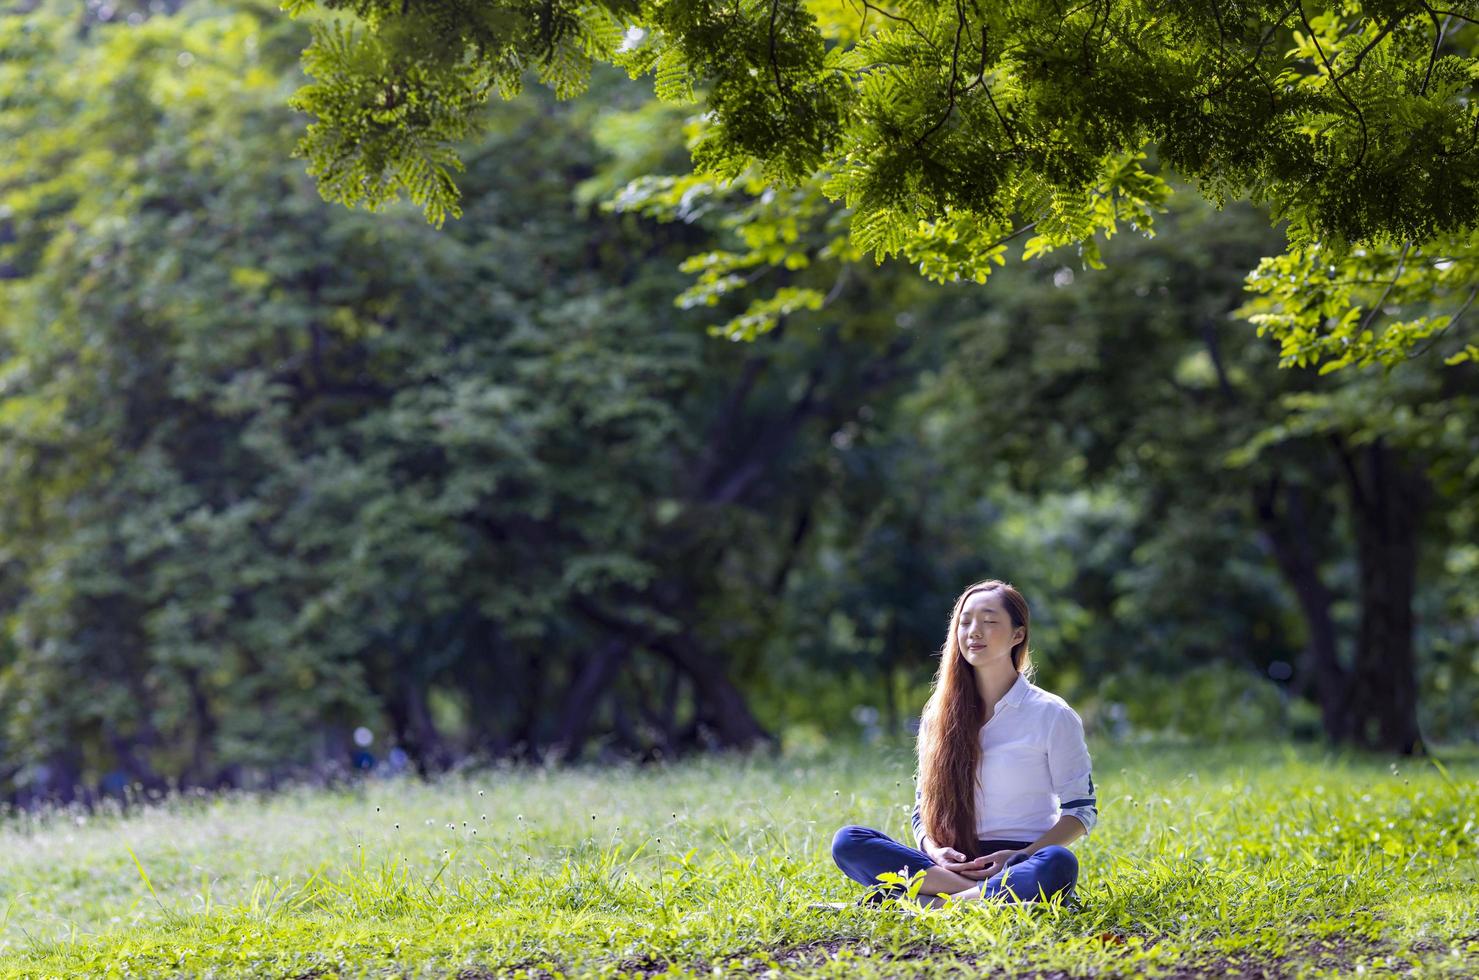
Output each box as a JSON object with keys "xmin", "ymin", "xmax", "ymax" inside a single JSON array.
[
  {"xmin": 1047, "ymin": 705, "xmax": 1098, "ymax": 836},
  {"xmin": 910, "ymin": 717, "xmax": 928, "ymax": 852},
  {"xmin": 910, "ymin": 778, "xmax": 926, "ymax": 852}
]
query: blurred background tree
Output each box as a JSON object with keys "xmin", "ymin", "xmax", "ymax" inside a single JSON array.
[{"xmin": 0, "ymin": 0, "xmax": 1474, "ymax": 804}]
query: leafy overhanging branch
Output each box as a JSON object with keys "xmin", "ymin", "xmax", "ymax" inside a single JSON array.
[{"xmin": 284, "ymin": 0, "xmax": 1479, "ymax": 367}]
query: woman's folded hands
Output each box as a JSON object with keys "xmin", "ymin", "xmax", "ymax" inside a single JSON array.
[{"xmin": 925, "ymin": 842, "xmax": 1024, "ymax": 880}]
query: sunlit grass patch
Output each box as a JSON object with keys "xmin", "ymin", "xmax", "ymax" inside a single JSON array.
[{"xmin": 1, "ymin": 740, "xmax": 1475, "ymax": 978}]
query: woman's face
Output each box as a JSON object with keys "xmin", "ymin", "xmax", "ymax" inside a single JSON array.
[{"xmin": 956, "ymin": 590, "xmax": 1023, "ymax": 667}]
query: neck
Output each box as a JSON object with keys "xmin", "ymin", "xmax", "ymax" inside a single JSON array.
[{"xmin": 973, "ymin": 657, "xmax": 1020, "ymax": 714}]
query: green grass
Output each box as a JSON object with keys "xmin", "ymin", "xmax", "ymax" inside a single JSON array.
[{"xmin": 1, "ymin": 739, "xmax": 1475, "ymax": 978}]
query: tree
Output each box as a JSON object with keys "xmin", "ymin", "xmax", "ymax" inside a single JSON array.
[
  {"xmin": 588, "ymin": 85, "xmax": 1477, "ymax": 753},
  {"xmin": 3, "ymin": 1, "xmax": 1471, "ymax": 805},
  {"xmin": 0, "ymin": 2, "xmax": 778, "ymax": 794},
  {"xmin": 0, "ymin": 0, "xmax": 959, "ymax": 795},
  {"xmin": 284, "ymin": 0, "xmax": 1479, "ymax": 370},
  {"xmin": 903, "ymin": 191, "xmax": 1479, "ymax": 753}
]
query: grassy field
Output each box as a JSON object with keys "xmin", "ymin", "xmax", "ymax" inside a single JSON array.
[{"xmin": 1, "ymin": 738, "xmax": 1475, "ymax": 978}]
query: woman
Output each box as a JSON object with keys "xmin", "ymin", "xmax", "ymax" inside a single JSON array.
[{"xmin": 831, "ymin": 579, "xmax": 1096, "ymax": 907}]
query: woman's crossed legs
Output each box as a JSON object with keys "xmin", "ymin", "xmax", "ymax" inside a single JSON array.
[{"xmin": 830, "ymin": 825, "xmax": 1078, "ymax": 905}]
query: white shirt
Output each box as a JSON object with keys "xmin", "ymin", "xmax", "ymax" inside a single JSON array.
[{"xmin": 911, "ymin": 672, "xmax": 1098, "ymax": 848}]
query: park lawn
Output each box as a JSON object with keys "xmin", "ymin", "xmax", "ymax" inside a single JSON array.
[{"xmin": 0, "ymin": 739, "xmax": 1475, "ymax": 979}]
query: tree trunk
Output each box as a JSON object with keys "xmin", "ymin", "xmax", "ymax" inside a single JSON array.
[
  {"xmin": 182, "ymin": 665, "xmax": 219, "ymax": 788},
  {"xmin": 573, "ymin": 597, "xmax": 774, "ymax": 752},
  {"xmin": 1333, "ymin": 437, "xmax": 1428, "ymax": 755},
  {"xmin": 103, "ymin": 722, "xmax": 169, "ymax": 797},
  {"xmin": 551, "ymin": 640, "xmax": 629, "ymax": 760},
  {"xmin": 387, "ymin": 676, "xmax": 451, "ymax": 775},
  {"xmin": 1252, "ymin": 475, "xmax": 1350, "ymax": 743},
  {"xmin": 657, "ymin": 663, "xmax": 683, "ymax": 753},
  {"xmin": 650, "ymin": 631, "xmax": 775, "ymax": 751}
]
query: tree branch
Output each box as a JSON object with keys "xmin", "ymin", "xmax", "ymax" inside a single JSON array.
[
  {"xmin": 988, "ymin": 219, "xmax": 1039, "ymax": 250},
  {"xmin": 769, "ymin": 0, "xmax": 789, "ymax": 96},
  {"xmin": 850, "ymin": 0, "xmax": 940, "ymax": 54},
  {"xmin": 1332, "ymin": 11, "xmax": 1407, "ymax": 83},
  {"xmin": 1416, "ymin": 3, "xmax": 1453, "ymax": 96},
  {"xmin": 1201, "ymin": 1, "xmax": 1301, "ymax": 102},
  {"xmin": 1357, "ymin": 239, "xmax": 1411, "ymax": 338},
  {"xmin": 1409, "ymin": 283, "xmax": 1478, "ymax": 358},
  {"xmin": 1298, "ymin": 2, "xmax": 1369, "ymax": 169},
  {"xmin": 914, "ymin": 0, "xmax": 968, "ymax": 149},
  {"xmin": 1426, "ymin": 6, "xmax": 1479, "ymax": 25}
]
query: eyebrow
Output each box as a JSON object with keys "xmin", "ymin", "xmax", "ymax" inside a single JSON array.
[{"xmin": 961, "ymin": 606, "xmax": 1004, "ymax": 616}]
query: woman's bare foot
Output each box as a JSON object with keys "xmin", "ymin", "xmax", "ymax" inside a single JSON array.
[{"xmin": 947, "ymin": 884, "xmax": 984, "ymax": 903}]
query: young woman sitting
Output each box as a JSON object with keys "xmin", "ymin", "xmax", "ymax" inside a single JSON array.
[{"xmin": 830, "ymin": 579, "xmax": 1097, "ymax": 907}]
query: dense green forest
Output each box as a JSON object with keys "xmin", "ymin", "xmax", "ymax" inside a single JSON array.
[{"xmin": 0, "ymin": 1, "xmax": 1475, "ymax": 806}]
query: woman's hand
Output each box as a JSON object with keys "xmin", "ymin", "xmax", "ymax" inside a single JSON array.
[
  {"xmin": 924, "ymin": 841, "xmax": 994, "ymax": 879},
  {"xmin": 970, "ymin": 848, "xmax": 1027, "ymax": 879},
  {"xmin": 934, "ymin": 846, "xmax": 1025, "ymax": 880}
]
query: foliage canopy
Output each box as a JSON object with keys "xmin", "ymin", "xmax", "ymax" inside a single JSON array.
[
  {"xmin": 1, "ymin": 0, "xmax": 1474, "ymax": 797},
  {"xmin": 286, "ymin": 0, "xmax": 1479, "ymax": 368}
]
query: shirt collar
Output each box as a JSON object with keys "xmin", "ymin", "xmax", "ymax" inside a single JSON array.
[{"xmin": 994, "ymin": 672, "xmax": 1029, "ymax": 712}]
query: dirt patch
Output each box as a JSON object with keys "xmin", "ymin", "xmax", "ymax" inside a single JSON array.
[
  {"xmin": 456, "ymin": 930, "xmax": 1477, "ymax": 978},
  {"xmin": 456, "ymin": 964, "xmax": 561, "ymax": 979},
  {"xmin": 1086, "ymin": 931, "xmax": 1395, "ymax": 980}
]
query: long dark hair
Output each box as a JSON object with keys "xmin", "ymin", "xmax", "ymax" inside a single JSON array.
[{"xmin": 917, "ymin": 580, "xmax": 1032, "ymax": 858}]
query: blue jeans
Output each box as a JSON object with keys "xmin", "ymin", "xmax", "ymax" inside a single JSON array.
[{"xmin": 830, "ymin": 825, "xmax": 1078, "ymax": 903}]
